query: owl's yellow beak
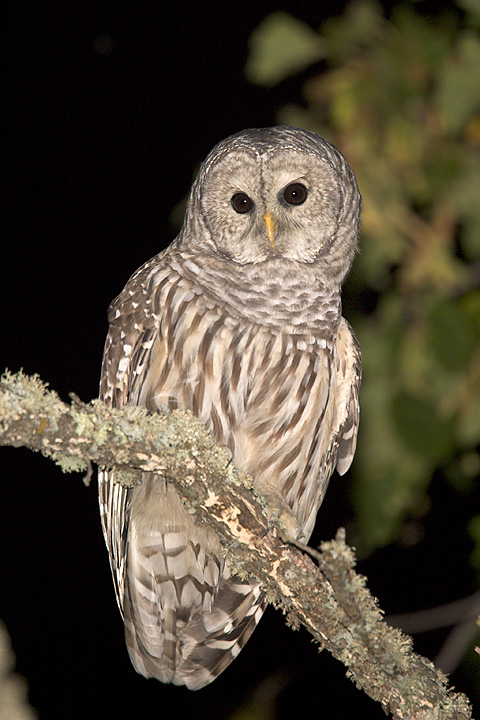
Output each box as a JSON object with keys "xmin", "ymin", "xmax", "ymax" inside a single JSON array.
[{"xmin": 263, "ymin": 212, "xmax": 275, "ymax": 247}]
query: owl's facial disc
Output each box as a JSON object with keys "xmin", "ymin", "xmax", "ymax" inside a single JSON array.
[{"xmin": 194, "ymin": 138, "xmax": 359, "ymax": 272}]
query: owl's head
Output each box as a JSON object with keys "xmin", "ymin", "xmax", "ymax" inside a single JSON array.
[{"xmin": 181, "ymin": 126, "xmax": 361, "ymax": 286}]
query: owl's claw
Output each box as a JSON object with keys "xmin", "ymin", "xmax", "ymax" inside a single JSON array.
[{"xmin": 263, "ymin": 493, "xmax": 304, "ymax": 544}]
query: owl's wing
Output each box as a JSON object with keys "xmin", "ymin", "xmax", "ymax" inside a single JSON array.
[
  {"xmin": 99, "ymin": 263, "xmax": 267, "ymax": 689},
  {"xmin": 98, "ymin": 265, "xmax": 161, "ymax": 616},
  {"xmin": 334, "ymin": 317, "xmax": 362, "ymax": 476}
]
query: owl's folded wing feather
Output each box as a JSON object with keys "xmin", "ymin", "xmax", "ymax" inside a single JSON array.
[
  {"xmin": 98, "ymin": 266, "xmax": 162, "ymax": 615},
  {"xmin": 334, "ymin": 318, "xmax": 362, "ymax": 476}
]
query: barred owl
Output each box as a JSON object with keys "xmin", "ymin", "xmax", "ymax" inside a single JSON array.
[{"xmin": 99, "ymin": 126, "xmax": 362, "ymax": 690}]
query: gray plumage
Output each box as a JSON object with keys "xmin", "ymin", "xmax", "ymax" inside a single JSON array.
[{"xmin": 99, "ymin": 126, "xmax": 362, "ymax": 689}]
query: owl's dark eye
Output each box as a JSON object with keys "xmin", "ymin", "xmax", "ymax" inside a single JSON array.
[
  {"xmin": 231, "ymin": 192, "xmax": 254, "ymax": 214},
  {"xmin": 283, "ymin": 183, "xmax": 308, "ymax": 206}
]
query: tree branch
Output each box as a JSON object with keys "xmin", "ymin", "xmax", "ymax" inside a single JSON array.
[{"xmin": 0, "ymin": 370, "xmax": 473, "ymax": 720}]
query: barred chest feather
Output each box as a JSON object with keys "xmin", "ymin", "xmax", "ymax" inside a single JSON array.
[{"xmin": 117, "ymin": 253, "xmax": 345, "ymax": 542}]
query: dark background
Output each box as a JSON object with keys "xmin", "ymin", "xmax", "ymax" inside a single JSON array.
[{"xmin": 3, "ymin": 2, "xmax": 478, "ymax": 718}]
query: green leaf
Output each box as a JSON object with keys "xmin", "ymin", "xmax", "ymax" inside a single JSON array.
[
  {"xmin": 393, "ymin": 4, "xmax": 453, "ymax": 71},
  {"xmin": 245, "ymin": 13, "xmax": 326, "ymax": 87},
  {"xmin": 460, "ymin": 220, "xmax": 480, "ymax": 260},
  {"xmin": 321, "ymin": 0, "xmax": 384, "ymax": 62},
  {"xmin": 352, "ymin": 331, "xmax": 433, "ymax": 550},
  {"xmin": 446, "ymin": 451, "xmax": 480, "ymax": 491},
  {"xmin": 457, "ymin": 0, "xmax": 480, "ymax": 27},
  {"xmin": 437, "ymin": 32, "xmax": 480, "ymax": 133},
  {"xmin": 457, "ymin": 382, "xmax": 480, "ymax": 446},
  {"xmin": 391, "ymin": 393, "xmax": 454, "ymax": 462},
  {"xmin": 429, "ymin": 299, "xmax": 477, "ymax": 370},
  {"xmin": 354, "ymin": 460, "xmax": 428, "ymax": 551},
  {"xmin": 461, "ymin": 290, "xmax": 480, "ymax": 331},
  {"xmin": 450, "ymin": 161, "xmax": 480, "ymax": 260}
]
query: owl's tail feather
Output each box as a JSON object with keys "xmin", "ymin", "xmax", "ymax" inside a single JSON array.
[
  {"xmin": 123, "ymin": 518, "xmax": 265, "ymax": 689},
  {"xmin": 175, "ymin": 578, "xmax": 266, "ymax": 690}
]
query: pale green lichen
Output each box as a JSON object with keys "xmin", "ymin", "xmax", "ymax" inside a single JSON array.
[
  {"xmin": 0, "ymin": 370, "xmax": 60, "ymax": 426},
  {"xmin": 114, "ymin": 467, "xmax": 143, "ymax": 488},
  {"xmin": 72, "ymin": 410, "xmax": 96, "ymax": 437},
  {"xmin": 55, "ymin": 455, "xmax": 88, "ymax": 474}
]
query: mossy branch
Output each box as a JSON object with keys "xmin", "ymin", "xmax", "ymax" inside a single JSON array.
[{"xmin": 0, "ymin": 370, "xmax": 473, "ymax": 720}]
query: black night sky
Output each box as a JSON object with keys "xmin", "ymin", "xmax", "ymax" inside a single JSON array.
[{"xmin": 3, "ymin": 2, "xmax": 478, "ymax": 718}]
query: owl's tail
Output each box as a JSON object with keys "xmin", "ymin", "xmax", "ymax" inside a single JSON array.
[
  {"xmin": 172, "ymin": 573, "xmax": 265, "ymax": 689},
  {"xmin": 123, "ymin": 481, "xmax": 265, "ymax": 690}
]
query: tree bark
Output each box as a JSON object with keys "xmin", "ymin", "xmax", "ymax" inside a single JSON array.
[{"xmin": 0, "ymin": 370, "xmax": 474, "ymax": 720}]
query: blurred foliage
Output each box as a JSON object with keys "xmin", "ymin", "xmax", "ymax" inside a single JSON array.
[
  {"xmin": 246, "ymin": 13, "xmax": 327, "ymax": 87},
  {"xmin": 246, "ymin": 1, "xmax": 480, "ymax": 554}
]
